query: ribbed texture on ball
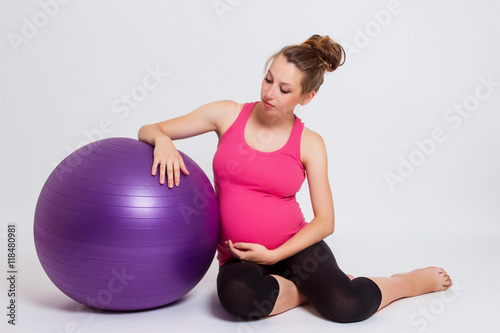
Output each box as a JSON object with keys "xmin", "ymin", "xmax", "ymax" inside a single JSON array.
[{"xmin": 34, "ymin": 138, "xmax": 219, "ymax": 311}]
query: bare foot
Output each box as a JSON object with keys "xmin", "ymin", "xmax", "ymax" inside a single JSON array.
[{"xmin": 392, "ymin": 267, "xmax": 452, "ymax": 297}]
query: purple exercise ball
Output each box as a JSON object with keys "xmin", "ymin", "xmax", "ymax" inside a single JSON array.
[{"xmin": 34, "ymin": 138, "xmax": 219, "ymax": 311}]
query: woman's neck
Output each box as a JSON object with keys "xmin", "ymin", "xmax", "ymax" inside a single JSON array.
[{"xmin": 254, "ymin": 102, "xmax": 295, "ymax": 130}]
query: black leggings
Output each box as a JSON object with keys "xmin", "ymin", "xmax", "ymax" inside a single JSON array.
[{"xmin": 217, "ymin": 241, "xmax": 382, "ymax": 323}]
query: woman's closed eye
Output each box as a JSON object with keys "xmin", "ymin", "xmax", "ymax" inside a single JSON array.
[{"xmin": 264, "ymin": 78, "xmax": 290, "ymax": 94}]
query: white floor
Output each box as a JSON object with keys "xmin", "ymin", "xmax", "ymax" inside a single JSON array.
[{"xmin": 3, "ymin": 227, "xmax": 499, "ymax": 333}]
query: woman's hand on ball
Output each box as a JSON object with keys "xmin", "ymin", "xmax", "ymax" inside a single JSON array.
[{"xmin": 152, "ymin": 136, "xmax": 189, "ymax": 187}]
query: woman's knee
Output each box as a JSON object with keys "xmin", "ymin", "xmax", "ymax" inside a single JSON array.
[
  {"xmin": 217, "ymin": 263, "xmax": 279, "ymax": 319},
  {"xmin": 314, "ymin": 277, "xmax": 381, "ymax": 323},
  {"xmin": 217, "ymin": 279, "xmax": 279, "ymax": 319},
  {"xmin": 317, "ymin": 300, "xmax": 374, "ymax": 323}
]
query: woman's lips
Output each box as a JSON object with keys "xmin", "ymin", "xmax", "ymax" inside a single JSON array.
[{"xmin": 262, "ymin": 99, "xmax": 274, "ymax": 108}]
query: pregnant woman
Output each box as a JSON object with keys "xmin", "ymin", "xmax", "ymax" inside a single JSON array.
[{"xmin": 138, "ymin": 34, "xmax": 452, "ymax": 323}]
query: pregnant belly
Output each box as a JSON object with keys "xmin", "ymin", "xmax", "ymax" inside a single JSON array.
[{"xmin": 218, "ymin": 195, "xmax": 306, "ymax": 250}]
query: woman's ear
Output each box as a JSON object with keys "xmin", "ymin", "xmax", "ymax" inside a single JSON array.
[{"xmin": 300, "ymin": 91, "xmax": 315, "ymax": 106}]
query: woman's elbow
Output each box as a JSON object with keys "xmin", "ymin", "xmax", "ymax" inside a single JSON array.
[
  {"xmin": 321, "ymin": 216, "xmax": 335, "ymax": 237},
  {"xmin": 138, "ymin": 124, "xmax": 159, "ymax": 144},
  {"xmin": 137, "ymin": 124, "xmax": 148, "ymax": 141},
  {"xmin": 326, "ymin": 219, "xmax": 335, "ymax": 236}
]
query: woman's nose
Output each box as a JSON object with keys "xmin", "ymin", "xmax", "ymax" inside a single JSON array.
[{"xmin": 264, "ymin": 86, "xmax": 275, "ymax": 100}]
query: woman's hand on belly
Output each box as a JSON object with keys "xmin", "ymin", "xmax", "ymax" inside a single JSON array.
[{"xmin": 226, "ymin": 240, "xmax": 278, "ymax": 266}]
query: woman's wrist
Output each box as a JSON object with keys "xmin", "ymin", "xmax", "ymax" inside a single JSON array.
[
  {"xmin": 153, "ymin": 133, "xmax": 172, "ymax": 146},
  {"xmin": 270, "ymin": 247, "xmax": 286, "ymax": 264}
]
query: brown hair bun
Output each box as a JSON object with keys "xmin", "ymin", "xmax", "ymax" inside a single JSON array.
[
  {"xmin": 301, "ymin": 34, "xmax": 346, "ymax": 72},
  {"xmin": 267, "ymin": 34, "xmax": 346, "ymax": 94}
]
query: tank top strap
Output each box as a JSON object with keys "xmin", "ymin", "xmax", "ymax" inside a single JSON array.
[
  {"xmin": 234, "ymin": 102, "xmax": 258, "ymax": 131},
  {"xmin": 218, "ymin": 102, "xmax": 258, "ymax": 144},
  {"xmin": 286, "ymin": 115, "xmax": 305, "ymax": 160}
]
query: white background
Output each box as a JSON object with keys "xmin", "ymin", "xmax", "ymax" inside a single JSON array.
[{"xmin": 1, "ymin": 0, "xmax": 499, "ymax": 332}]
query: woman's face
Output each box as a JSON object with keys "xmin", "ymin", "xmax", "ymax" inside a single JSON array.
[{"xmin": 260, "ymin": 54, "xmax": 314, "ymax": 116}]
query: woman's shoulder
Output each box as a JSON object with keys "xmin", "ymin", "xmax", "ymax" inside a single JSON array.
[
  {"xmin": 199, "ymin": 100, "xmax": 245, "ymax": 137},
  {"xmin": 201, "ymin": 99, "xmax": 239, "ymax": 112},
  {"xmin": 301, "ymin": 127, "xmax": 325, "ymax": 147},
  {"xmin": 205, "ymin": 100, "xmax": 247, "ymax": 117},
  {"xmin": 193, "ymin": 100, "xmax": 239, "ymax": 123},
  {"xmin": 300, "ymin": 127, "xmax": 327, "ymax": 165}
]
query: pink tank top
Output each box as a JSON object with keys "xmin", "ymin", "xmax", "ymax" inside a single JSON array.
[{"xmin": 213, "ymin": 101, "xmax": 307, "ymax": 266}]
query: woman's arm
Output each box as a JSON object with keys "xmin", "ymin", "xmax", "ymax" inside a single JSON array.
[
  {"xmin": 138, "ymin": 100, "xmax": 238, "ymax": 187},
  {"xmin": 227, "ymin": 128, "xmax": 335, "ymax": 264}
]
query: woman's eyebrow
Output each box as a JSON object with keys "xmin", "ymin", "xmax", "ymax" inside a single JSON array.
[{"xmin": 267, "ymin": 69, "xmax": 293, "ymax": 88}]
